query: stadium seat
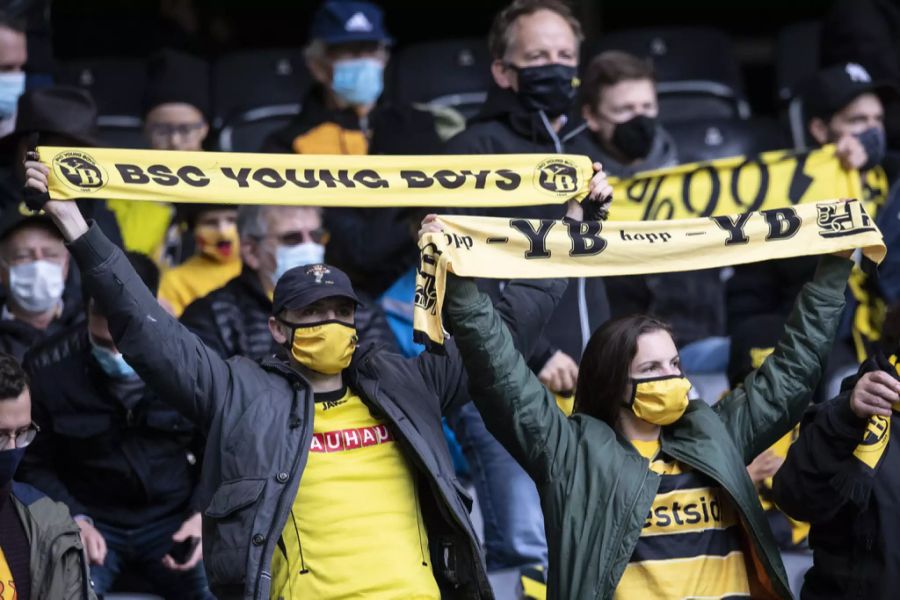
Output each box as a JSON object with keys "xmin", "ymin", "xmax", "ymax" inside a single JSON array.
[
  {"xmin": 217, "ymin": 105, "xmax": 300, "ymax": 152},
  {"xmin": 211, "ymin": 48, "xmax": 311, "ymax": 150},
  {"xmin": 55, "ymin": 58, "xmax": 150, "ymax": 148},
  {"xmin": 775, "ymin": 20, "xmax": 822, "ymax": 149},
  {"xmin": 666, "ymin": 117, "xmax": 790, "ymax": 163},
  {"xmin": 585, "ymin": 27, "xmax": 750, "ymax": 122},
  {"xmin": 386, "ymin": 38, "xmax": 493, "ymax": 121}
]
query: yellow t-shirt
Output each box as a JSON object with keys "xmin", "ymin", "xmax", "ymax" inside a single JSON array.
[
  {"xmin": 270, "ymin": 389, "xmax": 440, "ymax": 599},
  {"xmin": 0, "ymin": 547, "xmax": 16, "ymax": 599},
  {"xmin": 105, "ymin": 198, "xmax": 174, "ymax": 261},
  {"xmin": 616, "ymin": 440, "xmax": 752, "ymax": 600},
  {"xmin": 158, "ymin": 253, "xmax": 241, "ymax": 317}
]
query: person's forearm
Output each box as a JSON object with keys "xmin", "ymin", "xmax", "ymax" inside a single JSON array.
[{"xmin": 51, "ymin": 209, "xmax": 89, "ymax": 242}]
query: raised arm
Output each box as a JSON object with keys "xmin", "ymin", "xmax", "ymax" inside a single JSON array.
[
  {"xmin": 25, "ymin": 159, "xmax": 232, "ymax": 432},
  {"xmin": 714, "ymin": 255, "xmax": 853, "ymax": 463},
  {"xmin": 442, "ymin": 274, "xmax": 576, "ymax": 483}
]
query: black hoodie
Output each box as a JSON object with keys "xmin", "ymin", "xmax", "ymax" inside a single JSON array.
[{"xmin": 444, "ymin": 86, "xmax": 610, "ymax": 368}]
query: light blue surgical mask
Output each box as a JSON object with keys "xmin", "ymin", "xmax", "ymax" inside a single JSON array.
[
  {"xmin": 91, "ymin": 342, "xmax": 136, "ymax": 379},
  {"xmin": 0, "ymin": 72, "xmax": 24, "ymax": 121},
  {"xmin": 331, "ymin": 58, "xmax": 384, "ymax": 107},
  {"xmin": 272, "ymin": 242, "xmax": 326, "ymax": 286}
]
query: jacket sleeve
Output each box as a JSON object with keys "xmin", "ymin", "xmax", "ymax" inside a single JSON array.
[
  {"xmin": 771, "ymin": 392, "xmax": 869, "ymax": 523},
  {"xmin": 714, "ymin": 255, "xmax": 853, "ymax": 463},
  {"xmin": 66, "ymin": 223, "xmax": 233, "ymax": 433},
  {"xmin": 415, "ymin": 276, "xmax": 567, "ymax": 415},
  {"xmin": 16, "ymin": 375, "xmax": 90, "ymax": 517},
  {"xmin": 441, "ymin": 275, "xmax": 576, "ymax": 482}
]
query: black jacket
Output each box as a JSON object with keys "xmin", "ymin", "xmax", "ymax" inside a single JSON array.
[
  {"xmin": 726, "ymin": 257, "xmax": 818, "ymax": 335},
  {"xmin": 0, "ymin": 298, "xmax": 83, "ymax": 362},
  {"xmin": 67, "ymin": 221, "xmax": 562, "ymax": 599},
  {"xmin": 263, "ymin": 86, "xmax": 442, "ymax": 295},
  {"xmin": 772, "ymin": 354, "xmax": 900, "ymax": 599},
  {"xmin": 180, "ymin": 267, "xmax": 399, "ymax": 360},
  {"xmin": 444, "ymin": 86, "xmax": 610, "ymax": 363},
  {"xmin": 18, "ymin": 325, "xmax": 204, "ymax": 529}
]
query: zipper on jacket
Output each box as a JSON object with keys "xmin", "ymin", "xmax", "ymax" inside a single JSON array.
[
  {"xmin": 255, "ymin": 383, "xmax": 314, "ymax": 600},
  {"xmin": 413, "ymin": 472, "xmax": 429, "ymax": 567},
  {"xmin": 538, "ymin": 110, "xmax": 563, "ymax": 153},
  {"xmin": 355, "ymin": 358, "xmax": 490, "ymax": 595}
]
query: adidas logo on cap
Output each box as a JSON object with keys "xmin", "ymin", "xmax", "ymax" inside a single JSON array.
[{"xmin": 345, "ymin": 11, "xmax": 373, "ymax": 32}]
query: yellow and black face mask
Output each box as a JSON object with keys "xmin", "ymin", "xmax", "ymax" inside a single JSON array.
[
  {"xmin": 627, "ymin": 375, "xmax": 692, "ymax": 426},
  {"xmin": 195, "ymin": 223, "xmax": 240, "ymax": 263},
  {"xmin": 281, "ymin": 319, "xmax": 358, "ymax": 375}
]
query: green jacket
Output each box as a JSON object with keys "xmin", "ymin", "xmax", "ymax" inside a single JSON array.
[
  {"xmin": 444, "ymin": 256, "xmax": 852, "ymax": 600},
  {"xmin": 11, "ymin": 481, "xmax": 95, "ymax": 599}
]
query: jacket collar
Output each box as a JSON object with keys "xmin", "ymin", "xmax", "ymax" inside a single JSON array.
[
  {"xmin": 235, "ymin": 266, "xmax": 272, "ymax": 308},
  {"xmin": 470, "ymin": 84, "xmax": 588, "ymax": 146}
]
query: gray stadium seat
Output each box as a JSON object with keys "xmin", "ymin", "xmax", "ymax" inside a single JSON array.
[
  {"xmin": 386, "ymin": 38, "xmax": 493, "ymax": 120},
  {"xmin": 666, "ymin": 117, "xmax": 790, "ymax": 163},
  {"xmin": 585, "ymin": 27, "xmax": 750, "ymax": 123},
  {"xmin": 775, "ymin": 21, "xmax": 822, "ymax": 149},
  {"xmin": 55, "ymin": 58, "xmax": 150, "ymax": 148},
  {"xmin": 211, "ymin": 48, "xmax": 311, "ymax": 151}
]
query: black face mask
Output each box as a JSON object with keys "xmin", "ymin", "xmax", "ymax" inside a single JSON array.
[
  {"xmin": 512, "ymin": 63, "xmax": 579, "ymax": 118},
  {"xmin": 611, "ymin": 114, "xmax": 657, "ymax": 161},
  {"xmin": 855, "ymin": 127, "xmax": 887, "ymax": 172}
]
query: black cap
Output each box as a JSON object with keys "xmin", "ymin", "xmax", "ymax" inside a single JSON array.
[
  {"xmin": 803, "ymin": 62, "xmax": 899, "ymax": 120},
  {"xmin": 0, "ymin": 201, "xmax": 57, "ymax": 243},
  {"xmin": 273, "ymin": 263, "xmax": 360, "ymax": 315},
  {"xmin": 143, "ymin": 49, "xmax": 211, "ymax": 118},
  {"xmin": 11, "ymin": 86, "xmax": 101, "ymax": 146}
]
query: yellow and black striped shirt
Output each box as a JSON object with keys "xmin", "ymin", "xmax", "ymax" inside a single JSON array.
[{"xmin": 615, "ymin": 440, "xmax": 751, "ymax": 600}]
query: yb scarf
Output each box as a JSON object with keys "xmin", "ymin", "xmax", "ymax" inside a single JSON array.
[
  {"xmin": 414, "ymin": 200, "xmax": 886, "ymax": 349},
  {"xmin": 852, "ymin": 353, "xmax": 900, "ymax": 471},
  {"xmin": 283, "ymin": 320, "xmax": 358, "ymax": 375},
  {"xmin": 628, "ymin": 375, "xmax": 692, "ymax": 425},
  {"xmin": 195, "ymin": 224, "xmax": 240, "ymax": 263}
]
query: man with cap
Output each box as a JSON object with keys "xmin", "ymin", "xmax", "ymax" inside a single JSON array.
[
  {"xmin": 23, "ymin": 155, "xmax": 609, "ymax": 597},
  {"xmin": 19, "ymin": 252, "xmax": 212, "ymax": 599},
  {"xmin": 728, "ymin": 62, "xmax": 896, "ymax": 381},
  {"xmin": 180, "ymin": 204, "xmax": 397, "ymax": 360},
  {"xmin": 106, "ymin": 49, "xmax": 212, "ymax": 263},
  {"xmin": 263, "ymin": 0, "xmax": 443, "ymax": 296},
  {"xmin": 0, "ymin": 203, "xmax": 81, "ymax": 361}
]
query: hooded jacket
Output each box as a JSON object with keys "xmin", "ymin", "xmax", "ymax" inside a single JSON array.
[{"xmin": 445, "ymin": 86, "xmax": 610, "ymax": 364}]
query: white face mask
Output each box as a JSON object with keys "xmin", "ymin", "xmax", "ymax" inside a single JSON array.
[
  {"xmin": 8, "ymin": 260, "xmax": 65, "ymax": 314},
  {"xmin": 271, "ymin": 242, "xmax": 326, "ymax": 286}
]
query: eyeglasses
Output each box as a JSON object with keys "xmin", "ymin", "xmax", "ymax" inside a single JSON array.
[
  {"xmin": 264, "ymin": 229, "xmax": 330, "ymax": 246},
  {"xmin": 147, "ymin": 122, "xmax": 206, "ymax": 138},
  {"xmin": 0, "ymin": 422, "xmax": 39, "ymax": 449}
]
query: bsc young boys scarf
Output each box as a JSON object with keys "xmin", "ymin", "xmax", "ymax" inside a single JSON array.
[
  {"xmin": 413, "ymin": 200, "xmax": 885, "ymax": 349},
  {"xmin": 37, "ymin": 145, "xmax": 859, "ymax": 218}
]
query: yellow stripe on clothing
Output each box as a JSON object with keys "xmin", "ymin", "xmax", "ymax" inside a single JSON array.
[{"xmin": 615, "ymin": 551, "xmax": 751, "ymax": 599}]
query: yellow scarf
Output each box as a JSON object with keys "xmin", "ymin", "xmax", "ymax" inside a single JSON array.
[
  {"xmin": 413, "ymin": 200, "xmax": 885, "ymax": 348},
  {"xmin": 38, "ymin": 145, "xmax": 858, "ymax": 217}
]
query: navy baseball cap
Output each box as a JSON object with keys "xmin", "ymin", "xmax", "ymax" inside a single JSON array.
[
  {"xmin": 273, "ymin": 263, "xmax": 360, "ymax": 315},
  {"xmin": 803, "ymin": 62, "xmax": 899, "ymax": 120},
  {"xmin": 309, "ymin": 0, "xmax": 392, "ymax": 45}
]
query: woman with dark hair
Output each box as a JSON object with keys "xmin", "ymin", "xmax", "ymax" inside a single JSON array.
[{"xmin": 424, "ymin": 215, "xmax": 854, "ymax": 600}]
